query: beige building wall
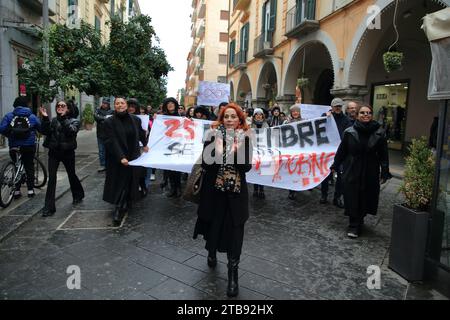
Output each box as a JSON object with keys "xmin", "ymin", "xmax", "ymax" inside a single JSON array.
[
  {"xmin": 204, "ymin": 0, "xmax": 229, "ymax": 83},
  {"xmin": 185, "ymin": 0, "xmax": 229, "ymax": 106}
]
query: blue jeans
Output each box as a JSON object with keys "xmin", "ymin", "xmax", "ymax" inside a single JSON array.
[
  {"xmin": 98, "ymin": 138, "xmax": 106, "ymax": 167},
  {"xmin": 144, "ymin": 168, "xmax": 152, "ymax": 188}
]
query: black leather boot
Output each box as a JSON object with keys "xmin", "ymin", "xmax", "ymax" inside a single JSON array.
[
  {"xmin": 113, "ymin": 207, "xmax": 122, "ymax": 226},
  {"xmin": 207, "ymin": 250, "xmax": 217, "ymax": 268},
  {"xmin": 226, "ymin": 255, "xmax": 239, "ymax": 297}
]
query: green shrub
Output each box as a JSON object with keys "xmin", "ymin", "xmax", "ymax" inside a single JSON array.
[
  {"xmin": 83, "ymin": 103, "xmax": 95, "ymax": 124},
  {"xmin": 399, "ymin": 137, "xmax": 435, "ymax": 211}
]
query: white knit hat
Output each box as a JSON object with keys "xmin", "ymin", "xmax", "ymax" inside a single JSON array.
[{"xmin": 253, "ymin": 108, "xmax": 264, "ymax": 115}]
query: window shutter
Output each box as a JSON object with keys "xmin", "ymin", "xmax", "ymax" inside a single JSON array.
[{"xmin": 269, "ymin": 0, "xmax": 277, "ymax": 31}]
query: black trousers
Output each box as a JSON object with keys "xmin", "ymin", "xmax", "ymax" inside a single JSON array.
[
  {"xmin": 45, "ymin": 150, "xmax": 84, "ymax": 211},
  {"xmin": 253, "ymin": 184, "xmax": 264, "ymax": 192},
  {"xmin": 10, "ymin": 145, "xmax": 36, "ymax": 190},
  {"xmin": 321, "ymin": 171, "xmax": 343, "ymax": 199},
  {"xmin": 167, "ymin": 170, "xmax": 181, "ymax": 189}
]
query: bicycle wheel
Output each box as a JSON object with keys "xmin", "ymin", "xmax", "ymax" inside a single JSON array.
[
  {"xmin": 0, "ymin": 161, "xmax": 17, "ymax": 208},
  {"xmin": 33, "ymin": 157, "xmax": 48, "ymax": 188}
]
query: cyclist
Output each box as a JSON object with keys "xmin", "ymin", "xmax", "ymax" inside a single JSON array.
[{"xmin": 0, "ymin": 96, "xmax": 41, "ymax": 198}]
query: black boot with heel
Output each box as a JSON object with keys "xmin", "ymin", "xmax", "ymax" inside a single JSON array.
[{"xmin": 226, "ymin": 254, "xmax": 239, "ymax": 297}]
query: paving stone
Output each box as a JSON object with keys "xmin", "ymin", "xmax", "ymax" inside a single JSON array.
[
  {"xmin": 133, "ymin": 249, "xmax": 208, "ymax": 286},
  {"xmin": 239, "ymin": 272, "xmax": 323, "ymax": 300},
  {"xmin": 136, "ymin": 239, "xmax": 196, "ymax": 263},
  {"xmin": 146, "ymin": 278, "xmax": 213, "ymax": 300},
  {"xmin": 194, "ymin": 274, "xmax": 268, "ymax": 300}
]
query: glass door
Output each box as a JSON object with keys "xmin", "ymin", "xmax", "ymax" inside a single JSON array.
[{"xmin": 372, "ymin": 81, "xmax": 409, "ymax": 150}]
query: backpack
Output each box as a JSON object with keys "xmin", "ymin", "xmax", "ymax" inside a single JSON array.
[{"xmin": 9, "ymin": 115, "xmax": 31, "ymax": 140}]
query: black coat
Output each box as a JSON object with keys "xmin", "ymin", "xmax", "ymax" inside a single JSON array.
[
  {"xmin": 94, "ymin": 107, "xmax": 114, "ymax": 140},
  {"xmin": 333, "ymin": 121, "xmax": 391, "ymax": 218},
  {"xmin": 196, "ymin": 134, "xmax": 253, "ymax": 227},
  {"xmin": 102, "ymin": 114, "xmax": 148, "ymax": 204},
  {"xmin": 41, "ymin": 116, "xmax": 80, "ymax": 151}
]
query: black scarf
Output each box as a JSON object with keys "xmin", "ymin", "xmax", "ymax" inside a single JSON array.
[{"xmin": 354, "ymin": 120, "xmax": 380, "ymax": 134}]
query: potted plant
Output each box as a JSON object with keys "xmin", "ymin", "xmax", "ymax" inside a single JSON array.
[
  {"xmin": 239, "ymin": 91, "xmax": 246, "ymax": 99},
  {"xmin": 383, "ymin": 51, "xmax": 403, "ymax": 73},
  {"xmin": 296, "ymin": 77, "xmax": 309, "ymax": 88},
  {"xmin": 82, "ymin": 103, "xmax": 95, "ymax": 130},
  {"xmin": 388, "ymin": 136, "xmax": 435, "ymax": 281}
]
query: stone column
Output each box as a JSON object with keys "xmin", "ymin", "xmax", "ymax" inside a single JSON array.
[
  {"xmin": 330, "ymin": 86, "xmax": 369, "ymax": 102},
  {"xmin": 252, "ymin": 98, "xmax": 268, "ymax": 110},
  {"xmin": 276, "ymin": 95, "xmax": 296, "ymax": 113}
]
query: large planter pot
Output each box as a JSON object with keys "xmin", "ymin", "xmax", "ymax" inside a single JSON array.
[{"xmin": 388, "ymin": 204, "xmax": 429, "ymax": 281}]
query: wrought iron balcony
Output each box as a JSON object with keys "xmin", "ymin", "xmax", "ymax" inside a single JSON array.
[
  {"xmin": 253, "ymin": 31, "xmax": 274, "ymax": 58},
  {"xmin": 233, "ymin": 50, "xmax": 248, "ymax": 70},
  {"xmin": 285, "ymin": 0, "xmax": 319, "ymax": 38}
]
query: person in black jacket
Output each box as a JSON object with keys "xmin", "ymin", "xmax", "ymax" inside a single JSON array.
[
  {"xmin": 39, "ymin": 101, "xmax": 84, "ymax": 217},
  {"xmin": 194, "ymin": 103, "xmax": 253, "ymax": 298},
  {"xmin": 332, "ymin": 104, "xmax": 392, "ymax": 238},
  {"xmin": 102, "ymin": 97, "xmax": 148, "ymax": 226},
  {"xmin": 94, "ymin": 98, "xmax": 114, "ymax": 172},
  {"xmin": 320, "ymin": 98, "xmax": 352, "ymax": 207}
]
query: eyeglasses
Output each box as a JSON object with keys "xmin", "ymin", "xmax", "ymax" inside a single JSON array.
[
  {"xmin": 359, "ymin": 111, "xmax": 373, "ymax": 115},
  {"xmin": 57, "ymin": 104, "xmax": 67, "ymax": 108}
]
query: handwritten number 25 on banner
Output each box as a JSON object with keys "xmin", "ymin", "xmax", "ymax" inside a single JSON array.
[{"xmin": 164, "ymin": 119, "xmax": 196, "ymax": 140}]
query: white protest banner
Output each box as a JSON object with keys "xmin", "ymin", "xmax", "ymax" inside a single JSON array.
[
  {"xmin": 137, "ymin": 115, "xmax": 150, "ymax": 131},
  {"xmin": 197, "ymin": 81, "xmax": 230, "ymax": 106},
  {"xmin": 298, "ymin": 104, "xmax": 331, "ymax": 120},
  {"xmin": 129, "ymin": 115, "xmax": 341, "ymax": 191}
]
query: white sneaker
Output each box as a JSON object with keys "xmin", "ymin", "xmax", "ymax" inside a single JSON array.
[{"xmin": 150, "ymin": 174, "xmax": 156, "ymax": 181}]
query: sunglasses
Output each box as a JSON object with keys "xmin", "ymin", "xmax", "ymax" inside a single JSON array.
[
  {"xmin": 57, "ymin": 104, "xmax": 67, "ymax": 108},
  {"xmin": 359, "ymin": 111, "xmax": 373, "ymax": 115}
]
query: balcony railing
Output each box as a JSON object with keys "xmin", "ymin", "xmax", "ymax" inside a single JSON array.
[
  {"xmin": 18, "ymin": 0, "xmax": 56, "ymax": 16},
  {"xmin": 285, "ymin": 0, "xmax": 319, "ymax": 38},
  {"xmin": 233, "ymin": 0, "xmax": 251, "ymax": 11},
  {"xmin": 233, "ymin": 50, "xmax": 248, "ymax": 69},
  {"xmin": 196, "ymin": 21, "xmax": 205, "ymax": 39},
  {"xmin": 253, "ymin": 31, "xmax": 274, "ymax": 58},
  {"xmin": 198, "ymin": 0, "xmax": 206, "ymax": 19}
]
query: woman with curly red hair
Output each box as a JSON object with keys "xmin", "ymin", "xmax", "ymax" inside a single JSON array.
[{"xmin": 193, "ymin": 103, "xmax": 253, "ymax": 297}]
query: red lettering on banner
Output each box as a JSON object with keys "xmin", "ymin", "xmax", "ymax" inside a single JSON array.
[
  {"xmin": 303, "ymin": 178, "xmax": 310, "ymax": 186},
  {"xmin": 165, "ymin": 119, "xmax": 197, "ymax": 140},
  {"xmin": 183, "ymin": 119, "xmax": 196, "ymax": 140},
  {"xmin": 164, "ymin": 119, "xmax": 183, "ymax": 138}
]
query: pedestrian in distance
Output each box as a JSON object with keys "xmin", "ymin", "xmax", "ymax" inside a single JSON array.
[
  {"xmin": 194, "ymin": 103, "xmax": 253, "ymax": 298},
  {"xmin": 267, "ymin": 106, "xmax": 282, "ymax": 127},
  {"xmin": 0, "ymin": 96, "xmax": 41, "ymax": 199},
  {"xmin": 332, "ymin": 103, "xmax": 392, "ymax": 238},
  {"xmin": 250, "ymin": 108, "xmax": 268, "ymax": 199},
  {"xmin": 345, "ymin": 100, "xmax": 358, "ymax": 125},
  {"xmin": 94, "ymin": 98, "xmax": 114, "ymax": 173},
  {"xmin": 102, "ymin": 97, "xmax": 149, "ymax": 226},
  {"xmin": 284, "ymin": 104, "xmax": 303, "ymax": 200},
  {"xmin": 39, "ymin": 101, "xmax": 84, "ymax": 217}
]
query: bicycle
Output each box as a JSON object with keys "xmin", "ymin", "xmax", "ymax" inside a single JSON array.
[{"xmin": 0, "ymin": 147, "xmax": 48, "ymax": 208}]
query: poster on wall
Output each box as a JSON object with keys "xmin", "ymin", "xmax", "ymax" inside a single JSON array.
[{"xmin": 197, "ymin": 81, "xmax": 230, "ymax": 106}]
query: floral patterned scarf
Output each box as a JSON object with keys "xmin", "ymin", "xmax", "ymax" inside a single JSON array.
[{"xmin": 214, "ymin": 125, "xmax": 241, "ymax": 194}]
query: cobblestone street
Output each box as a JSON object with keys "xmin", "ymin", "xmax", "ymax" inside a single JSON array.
[{"xmin": 0, "ymin": 129, "xmax": 447, "ymax": 300}]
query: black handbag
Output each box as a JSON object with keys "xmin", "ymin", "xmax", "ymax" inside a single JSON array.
[{"xmin": 183, "ymin": 162, "xmax": 205, "ymax": 204}]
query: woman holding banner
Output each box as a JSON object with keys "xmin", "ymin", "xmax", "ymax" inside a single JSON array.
[
  {"xmin": 161, "ymin": 97, "xmax": 182, "ymax": 197},
  {"xmin": 284, "ymin": 104, "xmax": 303, "ymax": 200},
  {"xmin": 332, "ymin": 104, "xmax": 391, "ymax": 238},
  {"xmin": 194, "ymin": 103, "xmax": 253, "ymax": 298},
  {"xmin": 102, "ymin": 97, "xmax": 149, "ymax": 226}
]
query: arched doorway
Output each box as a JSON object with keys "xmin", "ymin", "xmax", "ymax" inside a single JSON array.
[
  {"xmin": 236, "ymin": 73, "xmax": 252, "ymax": 109},
  {"xmin": 283, "ymin": 41, "xmax": 334, "ymax": 107},
  {"xmin": 347, "ymin": 0, "xmax": 447, "ymax": 150},
  {"xmin": 256, "ymin": 61, "xmax": 279, "ymax": 109}
]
